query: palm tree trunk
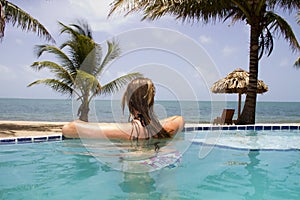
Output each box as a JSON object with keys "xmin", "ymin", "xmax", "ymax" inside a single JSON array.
[
  {"xmin": 78, "ymin": 95, "xmax": 90, "ymax": 122},
  {"xmin": 238, "ymin": 93, "xmax": 242, "ymax": 118},
  {"xmin": 237, "ymin": 23, "xmax": 260, "ymax": 125}
]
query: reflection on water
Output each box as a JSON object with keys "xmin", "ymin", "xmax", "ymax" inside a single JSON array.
[
  {"xmin": 244, "ymin": 150, "xmax": 268, "ymax": 199},
  {"xmin": 72, "ymin": 132, "xmax": 187, "ymax": 173},
  {"xmin": 119, "ymin": 173, "xmax": 156, "ymax": 194},
  {"xmin": 1, "ymin": 138, "xmax": 300, "ymax": 199},
  {"xmin": 244, "ymin": 150, "xmax": 300, "ymax": 200}
]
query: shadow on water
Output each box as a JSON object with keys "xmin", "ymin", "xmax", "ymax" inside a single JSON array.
[
  {"xmin": 244, "ymin": 150, "xmax": 268, "ymax": 199},
  {"xmin": 118, "ymin": 172, "xmax": 158, "ymax": 199}
]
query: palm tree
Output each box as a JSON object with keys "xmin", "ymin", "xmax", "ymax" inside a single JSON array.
[
  {"xmin": 0, "ymin": 0, "xmax": 54, "ymax": 42},
  {"xmin": 295, "ymin": 58, "xmax": 300, "ymax": 67},
  {"xmin": 109, "ymin": 0, "xmax": 300, "ymax": 124},
  {"xmin": 28, "ymin": 21, "xmax": 142, "ymax": 122},
  {"xmin": 295, "ymin": 11, "xmax": 300, "ymax": 67}
]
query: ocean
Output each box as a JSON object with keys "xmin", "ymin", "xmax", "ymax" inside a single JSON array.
[{"xmin": 0, "ymin": 98, "xmax": 299, "ymax": 123}]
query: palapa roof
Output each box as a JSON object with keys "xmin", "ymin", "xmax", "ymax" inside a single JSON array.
[{"xmin": 211, "ymin": 68, "xmax": 268, "ymax": 94}]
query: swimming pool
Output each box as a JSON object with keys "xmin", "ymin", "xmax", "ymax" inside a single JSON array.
[{"xmin": 1, "ymin": 129, "xmax": 300, "ymax": 200}]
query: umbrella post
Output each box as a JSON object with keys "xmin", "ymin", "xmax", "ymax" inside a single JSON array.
[{"xmin": 238, "ymin": 93, "xmax": 242, "ymax": 118}]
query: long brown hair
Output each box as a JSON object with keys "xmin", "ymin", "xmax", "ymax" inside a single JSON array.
[{"xmin": 122, "ymin": 78, "xmax": 170, "ymax": 139}]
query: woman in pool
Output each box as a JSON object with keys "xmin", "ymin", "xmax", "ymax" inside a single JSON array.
[{"xmin": 62, "ymin": 78, "xmax": 185, "ymax": 140}]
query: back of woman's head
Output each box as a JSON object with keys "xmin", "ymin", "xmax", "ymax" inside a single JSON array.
[
  {"xmin": 122, "ymin": 78, "xmax": 154, "ymax": 116},
  {"xmin": 122, "ymin": 78, "xmax": 170, "ymax": 138}
]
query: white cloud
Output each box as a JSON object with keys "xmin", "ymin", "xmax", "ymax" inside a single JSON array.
[
  {"xmin": 15, "ymin": 38, "xmax": 24, "ymax": 45},
  {"xmin": 199, "ymin": 35, "xmax": 213, "ymax": 45},
  {"xmin": 66, "ymin": 0, "xmax": 136, "ymax": 33},
  {"xmin": 222, "ymin": 45, "xmax": 237, "ymax": 57},
  {"xmin": 23, "ymin": 0, "xmax": 136, "ymax": 36},
  {"xmin": 279, "ymin": 58, "xmax": 290, "ymax": 67},
  {"xmin": 0, "ymin": 65, "xmax": 17, "ymax": 80}
]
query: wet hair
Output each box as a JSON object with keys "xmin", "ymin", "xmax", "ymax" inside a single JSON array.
[{"xmin": 122, "ymin": 78, "xmax": 170, "ymax": 139}]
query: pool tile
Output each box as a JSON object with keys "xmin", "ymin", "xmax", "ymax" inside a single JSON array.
[
  {"xmin": 255, "ymin": 126, "xmax": 263, "ymax": 131},
  {"xmin": 185, "ymin": 127, "xmax": 194, "ymax": 132},
  {"xmin": 281, "ymin": 126, "xmax": 289, "ymax": 130},
  {"xmin": 237, "ymin": 126, "xmax": 246, "ymax": 130},
  {"xmin": 263, "ymin": 126, "xmax": 272, "ymax": 130},
  {"xmin": 211, "ymin": 126, "xmax": 220, "ymax": 131},
  {"xmin": 289, "ymin": 126, "xmax": 298, "ymax": 130},
  {"xmin": 33, "ymin": 137, "xmax": 48, "ymax": 142},
  {"xmin": 272, "ymin": 126, "xmax": 281, "ymax": 130},
  {"xmin": 0, "ymin": 138, "xmax": 16, "ymax": 144},
  {"xmin": 247, "ymin": 126, "xmax": 254, "ymax": 130},
  {"xmin": 202, "ymin": 127, "xmax": 211, "ymax": 131},
  {"xmin": 229, "ymin": 126, "xmax": 237, "ymax": 130},
  {"xmin": 17, "ymin": 138, "xmax": 32, "ymax": 143},
  {"xmin": 48, "ymin": 135, "xmax": 62, "ymax": 141},
  {"xmin": 196, "ymin": 127, "xmax": 203, "ymax": 131},
  {"xmin": 221, "ymin": 126, "xmax": 229, "ymax": 130}
]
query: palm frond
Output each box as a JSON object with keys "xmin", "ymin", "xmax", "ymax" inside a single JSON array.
[
  {"xmin": 295, "ymin": 57, "xmax": 300, "ymax": 68},
  {"xmin": 109, "ymin": 0, "xmax": 232, "ymax": 23},
  {"xmin": 267, "ymin": 0, "xmax": 300, "ymax": 12},
  {"xmin": 99, "ymin": 72, "xmax": 143, "ymax": 95},
  {"xmin": 2, "ymin": 0, "xmax": 54, "ymax": 42},
  {"xmin": 27, "ymin": 78, "xmax": 73, "ymax": 96},
  {"xmin": 58, "ymin": 21, "xmax": 80, "ymax": 38},
  {"xmin": 230, "ymin": 0, "xmax": 251, "ymax": 22},
  {"xmin": 224, "ymin": 6, "xmax": 247, "ymax": 26},
  {"xmin": 59, "ymin": 22, "xmax": 96, "ymax": 71},
  {"xmin": 79, "ymin": 45, "xmax": 101, "ymax": 75},
  {"xmin": 266, "ymin": 11, "xmax": 300, "ymax": 52},
  {"xmin": 0, "ymin": 1, "xmax": 5, "ymax": 39},
  {"xmin": 108, "ymin": 0, "xmax": 143, "ymax": 17},
  {"xmin": 258, "ymin": 26, "xmax": 274, "ymax": 59},
  {"xmin": 95, "ymin": 41, "xmax": 121, "ymax": 76},
  {"xmin": 30, "ymin": 61, "xmax": 75, "ymax": 84},
  {"xmin": 70, "ymin": 19, "xmax": 93, "ymax": 39},
  {"xmin": 34, "ymin": 44, "xmax": 76, "ymax": 73},
  {"xmin": 74, "ymin": 69, "xmax": 101, "ymax": 96},
  {"xmin": 60, "ymin": 39, "xmax": 92, "ymax": 70}
]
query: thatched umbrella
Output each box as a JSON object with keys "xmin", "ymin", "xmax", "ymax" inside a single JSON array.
[{"xmin": 211, "ymin": 68, "xmax": 268, "ymax": 118}]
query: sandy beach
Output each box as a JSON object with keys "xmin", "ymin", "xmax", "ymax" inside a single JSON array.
[{"xmin": 0, "ymin": 121, "xmax": 66, "ymax": 138}]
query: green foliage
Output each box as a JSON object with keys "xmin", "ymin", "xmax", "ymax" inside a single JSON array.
[
  {"xmin": 110, "ymin": 0, "xmax": 299, "ymax": 124},
  {"xmin": 110, "ymin": 0, "xmax": 299, "ymax": 57},
  {"xmin": 0, "ymin": 0, "xmax": 54, "ymax": 42},
  {"xmin": 29, "ymin": 21, "xmax": 142, "ymax": 121}
]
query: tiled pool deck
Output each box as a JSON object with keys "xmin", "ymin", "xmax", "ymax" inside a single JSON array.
[{"xmin": 1, "ymin": 123, "xmax": 299, "ymax": 145}]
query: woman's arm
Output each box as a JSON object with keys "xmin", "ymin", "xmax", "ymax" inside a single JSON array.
[
  {"xmin": 62, "ymin": 120, "xmax": 131, "ymax": 139},
  {"xmin": 161, "ymin": 116, "xmax": 185, "ymax": 136},
  {"xmin": 62, "ymin": 116, "xmax": 185, "ymax": 139}
]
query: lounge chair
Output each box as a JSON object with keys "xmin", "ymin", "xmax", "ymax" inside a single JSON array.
[{"xmin": 213, "ymin": 109, "xmax": 235, "ymax": 125}]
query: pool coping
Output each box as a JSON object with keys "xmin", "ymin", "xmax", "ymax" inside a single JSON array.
[{"xmin": 1, "ymin": 123, "xmax": 299, "ymax": 145}]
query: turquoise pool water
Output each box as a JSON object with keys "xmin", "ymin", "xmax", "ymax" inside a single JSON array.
[{"xmin": 1, "ymin": 130, "xmax": 300, "ymax": 200}]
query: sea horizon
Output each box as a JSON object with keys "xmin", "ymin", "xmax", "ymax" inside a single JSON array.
[
  {"xmin": 0, "ymin": 98, "xmax": 299, "ymax": 124},
  {"xmin": 1, "ymin": 97, "xmax": 300, "ymax": 103}
]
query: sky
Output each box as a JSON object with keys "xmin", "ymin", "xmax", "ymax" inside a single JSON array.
[{"xmin": 0, "ymin": 0, "xmax": 299, "ymax": 102}]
